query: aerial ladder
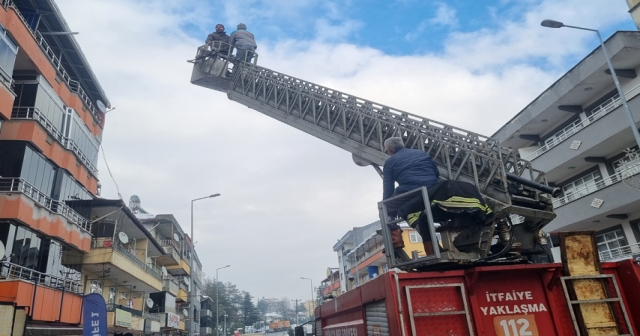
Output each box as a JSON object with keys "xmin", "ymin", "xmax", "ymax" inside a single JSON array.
[{"xmin": 189, "ymin": 44, "xmax": 561, "ymax": 269}]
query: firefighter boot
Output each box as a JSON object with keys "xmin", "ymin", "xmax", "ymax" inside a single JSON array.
[{"xmin": 390, "ymin": 228, "xmax": 405, "ymax": 249}]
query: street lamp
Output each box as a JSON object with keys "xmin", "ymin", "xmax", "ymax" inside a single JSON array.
[
  {"xmin": 541, "ymin": 19, "xmax": 640, "ymax": 149},
  {"xmin": 190, "ymin": 193, "xmax": 221, "ymax": 336},
  {"xmin": 300, "ymin": 277, "xmax": 314, "ymax": 320},
  {"xmin": 216, "ymin": 264, "xmax": 231, "ymax": 336},
  {"xmin": 224, "ymin": 313, "xmax": 228, "ymax": 336}
]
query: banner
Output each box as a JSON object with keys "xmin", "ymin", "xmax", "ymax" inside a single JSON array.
[{"xmin": 83, "ymin": 293, "xmax": 107, "ymax": 336}]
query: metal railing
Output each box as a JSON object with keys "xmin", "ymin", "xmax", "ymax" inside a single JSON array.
[
  {"xmin": 11, "ymin": 107, "xmax": 99, "ymax": 176},
  {"xmin": 113, "ymin": 243, "xmax": 162, "ymax": 281},
  {"xmin": 599, "ymin": 242, "xmax": 640, "ymax": 261},
  {"xmin": 526, "ymin": 84, "xmax": 640, "ymax": 161},
  {"xmin": 106, "ymin": 303, "xmax": 143, "ymax": 317},
  {"xmin": 0, "ymin": 178, "xmax": 91, "ymax": 232},
  {"xmin": 0, "ymin": 261, "xmax": 84, "ymax": 294},
  {"xmin": 3, "ymin": 0, "xmax": 103, "ymax": 125},
  {"xmin": 553, "ymin": 158, "xmax": 640, "ymax": 208}
]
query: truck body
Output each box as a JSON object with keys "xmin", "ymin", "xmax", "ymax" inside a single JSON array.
[{"xmin": 314, "ymin": 259, "xmax": 640, "ymax": 336}]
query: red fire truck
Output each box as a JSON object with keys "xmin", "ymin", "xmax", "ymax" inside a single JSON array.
[{"xmin": 313, "ymin": 232, "xmax": 640, "ymax": 336}]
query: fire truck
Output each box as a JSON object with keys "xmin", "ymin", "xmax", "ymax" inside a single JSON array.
[{"xmin": 189, "ymin": 45, "xmax": 640, "ymax": 336}]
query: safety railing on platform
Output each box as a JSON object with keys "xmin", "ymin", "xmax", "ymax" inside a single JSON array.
[
  {"xmin": 0, "ymin": 261, "xmax": 84, "ymax": 294},
  {"xmin": 599, "ymin": 242, "xmax": 640, "ymax": 261},
  {"xmin": 0, "ymin": 178, "xmax": 91, "ymax": 232},
  {"xmin": 526, "ymin": 84, "xmax": 640, "ymax": 161},
  {"xmin": 3, "ymin": 0, "xmax": 103, "ymax": 125}
]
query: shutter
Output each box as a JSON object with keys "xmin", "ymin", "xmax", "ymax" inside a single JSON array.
[{"xmin": 365, "ymin": 300, "xmax": 389, "ymax": 336}]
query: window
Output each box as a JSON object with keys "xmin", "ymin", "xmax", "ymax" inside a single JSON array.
[
  {"xmin": 90, "ymin": 280, "xmax": 103, "ymax": 294},
  {"xmin": 409, "ymin": 230, "xmax": 422, "ymax": 243},
  {"xmin": 562, "ymin": 170, "xmax": 602, "ymax": 201},
  {"xmin": 108, "ymin": 287, "xmax": 117, "ymax": 305},
  {"xmin": 0, "ymin": 23, "xmax": 18, "ymax": 85},
  {"xmin": 596, "ymin": 228, "xmax": 628, "ymax": 260}
]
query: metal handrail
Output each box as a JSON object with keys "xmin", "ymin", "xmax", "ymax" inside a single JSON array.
[
  {"xmin": 113, "ymin": 242, "xmax": 162, "ymax": 281},
  {"xmin": 599, "ymin": 242, "xmax": 640, "ymax": 261},
  {"xmin": 106, "ymin": 303, "xmax": 143, "ymax": 317},
  {"xmin": 553, "ymin": 159, "xmax": 640, "ymax": 208},
  {"xmin": 526, "ymin": 83, "xmax": 640, "ymax": 160},
  {"xmin": 0, "ymin": 261, "xmax": 84, "ymax": 294},
  {"xmin": 4, "ymin": 1, "xmax": 103, "ymax": 125},
  {"xmin": 0, "ymin": 178, "xmax": 91, "ymax": 232},
  {"xmin": 11, "ymin": 107, "xmax": 99, "ymax": 176}
]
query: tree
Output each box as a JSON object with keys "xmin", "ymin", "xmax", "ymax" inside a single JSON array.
[{"xmin": 241, "ymin": 292, "xmax": 259, "ymax": 329}]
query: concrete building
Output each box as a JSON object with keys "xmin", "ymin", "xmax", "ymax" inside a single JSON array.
[
  {"xmin": 333, "ymin": 221, "xmax": 427, "ymax": 293},
  {"xmin": 627, "ymin": 0, "xmax": 640, "ymax": 30},
  {"xmin": 493, "ymin": 31, "xmax": 640, "ymax": 262},
  {"xmin": 0, "ymin": 0, "xmax": 110, "ymax": 334}
]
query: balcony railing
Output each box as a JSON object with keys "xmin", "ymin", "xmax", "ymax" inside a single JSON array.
[
  {"xmin": 525, "ymin": 83, "xmax": 640, "ymax": 161},
  {"xmin": 163, "ymin": 277, "xmax": 180, "ymax": 293},
  {"xmin": 112, "ymin": 242, "xmax": 162, "ymax": 281},
  {"xmin": 0, "ymin": 178, "xmax": 91, "ymax": 232},
  {"xmin": 600, "ymin": 242, "xmax": 640, "ymax": 261},
  {"xmin": 106, "ymin": 303, "xmax": 143, "ymax": 317},
  {"xmin": 0, "ymin": 261, "xmax": 84, "ymax": 294},
  {"xmin": 11, "ymin": 107, "xmax": 99, "ymax": 176},
  {"xmin": 553, "ymin": 158, "xmax": 640, "ymax": 208},
  {"xmin": 3, "ymin": 1, "xmax": 104, "ymax": 125}
]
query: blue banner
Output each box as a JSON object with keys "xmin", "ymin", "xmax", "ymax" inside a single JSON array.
[
  {"xmin": 83, "ymin": 293, "xmax": 107, "ymax": 336},
  {"xmin": 368, "ymin": 266, "xmax": 379, "ymax": 279}
]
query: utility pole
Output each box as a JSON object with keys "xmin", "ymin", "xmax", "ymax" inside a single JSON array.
[{"xmin": 294, "ymin": 299, "xmax": 299, "ymax": 325}]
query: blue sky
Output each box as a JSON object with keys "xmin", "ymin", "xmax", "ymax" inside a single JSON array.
[{"xmin": 58, "ymin": 0, "xmax": 638, "ymax": 301}]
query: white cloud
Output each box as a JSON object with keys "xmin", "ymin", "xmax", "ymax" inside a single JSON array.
[
  {"xmin": 429, "ymin": 3, "xmax": 458, "ymax": 27},
  {"xmin": 55, "ymin": 0, "xmax": 633, "ymax": 301}
]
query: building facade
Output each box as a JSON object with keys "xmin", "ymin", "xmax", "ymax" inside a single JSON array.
[
  {"xmin": 0, "ymin": 0, "xmax": 111, "ymax": 334},
  {"xmin": 333, "ymin": 221, "xmax": 426, "ymax": 294},
  {"xmin": 493, "ymin": 31, "xmax": 640, "ymax": 262}
]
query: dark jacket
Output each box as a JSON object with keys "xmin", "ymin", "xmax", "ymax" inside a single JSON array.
[
  {"xmin": 205, "ymin": 32, "xmax": 230, "ymax": 49},
  {"xmin": 382, "ymin": 147, "xmax": 439, "ymax": 199}
]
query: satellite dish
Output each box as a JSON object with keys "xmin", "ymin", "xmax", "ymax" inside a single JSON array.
[
  {"xmin": 118, "ymin": 232, "xmax": 129, "ymax": 244},
  {"xmin": 96, "ymin": 100, "xmax": 107, "ymax": 113},
  {"xmin": 146, "ymin": 298, "xmax": 154, "ymax": 309},
  {"xmin": 173, "ymin": 233, "xmax": 180, "ymax": 241},
  {"xmin": 182, "ymin": 309, "xmax": 189, "ymax": 317},
  {"xmin": 161, "ymin": 266, "xmax": 168, "ymax": 277}
]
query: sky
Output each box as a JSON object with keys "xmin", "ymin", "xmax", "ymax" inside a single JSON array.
[{"xmin": 55, "ymin": 0, "xmax": 636, "ymax": 303}]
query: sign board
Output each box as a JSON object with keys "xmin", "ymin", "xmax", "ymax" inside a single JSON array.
[
  {"xmin": 115, "ymin": 309, "xmax": 132, "ymax": 328},
  {"xmin": 166, "ymin": 312, "xmax": 180, "ymax": 328}
]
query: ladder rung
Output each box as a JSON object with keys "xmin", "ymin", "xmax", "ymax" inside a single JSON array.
[{"xmin": 570, "ymin": 298, "xmax": 622, "ymax": 304}]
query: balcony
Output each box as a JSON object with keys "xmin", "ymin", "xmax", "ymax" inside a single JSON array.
[
  {"xmin": 158, "ymin": 240, "xmax": 181, "ymax": 266},
  {"xmin": 163, "ymin": 275, "xmax": 180, "ymax": 294},
  {"xmin": 202, "ymin": 309, "xmax": 212, "ymax": 318},
  {"xmin": 201, "ymin": 326, "xmax": 213, "ymax": 334},
  {"xmin": 85, "ymin": 241, "xmax": 162, "ymax": 290},
  {"xmin": 553, "ymin": 158, "xmax": 640, "ymax": 208},
  {"xmin": 0, "ymin": 178, "xmax": 91, "ymax": 232},
  {"xmin": 526, "ymin": 84, "xmax": 640, "ymax": 161},
  {"xmin": 0, "ymin": 261, "xmax": 83, "ymax": 293},
  {"xmin": 3, "ymin": 0, "xmax": 103, "ymax": 125},
  {"xmin": 600, "ymin": 243, "xmax": 640, "ymax": 262},
  {"xmin": 10, "ymin": 107, "xmax": 99, "ymax": 176},
  {"xmin": 105, "ymin": 304, "xmax": 145, "ymax": 332}
]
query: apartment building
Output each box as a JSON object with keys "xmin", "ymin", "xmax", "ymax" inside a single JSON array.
[
  {"xmin": 135, "ymin": 207, "xmax": 204, "ymax": 336},
  {"xmin": 0, "ymin": 0, "xmax": 111, "ymax": 334},
  {"xmin": 493, "ymin": 31, "xmax": 640, "ymax": 262},
  {"xmin": 319, "ymin": 268, "xmax": 340, "ymax": 301},
  {"xmin": 200, "ymin": 296, "xmax": 214, "ymax": 336},
  {"xmin": 333, "ymin": 221, "xmax": 426, "ymax": 293}
]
